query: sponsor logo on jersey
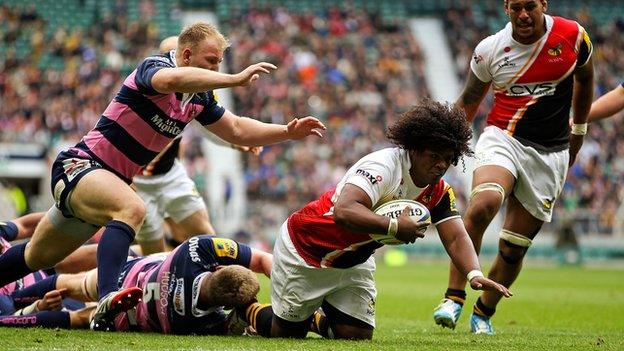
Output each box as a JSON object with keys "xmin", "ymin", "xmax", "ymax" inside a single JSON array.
[
  {"xmin": 473, "ymin": 53, "xmax": 483, "ymax": 64},
  {"xmin": 498, "ymin": 56, "xmax": 516, "ymax": 69},
  {"xmin": 548, "ymin": 43, "xmax": 563, "ymax": 56},
  {"xmin": 188, "ymin": 236, "xmax": 202, "ymax": 263},
  {"xmin": 355, "ymin": 169, "xmax": 382, "ymax": 184},
  {"xmin": 507, "ymin": 82, "xmax": 556, "ymax": 96},
  {"xmin": 173, "ymin": 278, "xmax": 185, "ymax": 316},
  {"xmin": 212, "ymin": 238, "xmax": 238, "ymax": 259},
  {"xmin": 150, "ymin": 114, "xmax": 184, "ymax": 136}
]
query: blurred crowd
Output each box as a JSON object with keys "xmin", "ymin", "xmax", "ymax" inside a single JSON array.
[
  {"xmin": 0, "ymin": 2, "xmax": 622, "ymax": 242},
  {"xmin": 223, "ymin": 7, "xmax": 431, "ymax": 241}
]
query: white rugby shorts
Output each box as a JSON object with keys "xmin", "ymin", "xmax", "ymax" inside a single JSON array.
[
  {"xmin": 474, "ymin": 126, "xmax": 569, "ymax": 222},
  {"xmin": 271, "ymin": 221, "xmax": 377, "ymax": 327},
  {"xmin": 133, "ymin": 160, "xmax": 206, "ymax": 242}
]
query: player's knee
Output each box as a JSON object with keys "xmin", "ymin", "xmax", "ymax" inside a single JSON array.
[
  {"xmin": 498, "ymin": 229, "xmax": 532, "ymax": 265},
  {"xmin": 332, "ymin": 324, "xmax": 373, "ymax": 340},
  {"xmin": 24, "ymin": 242, "xmax": 57, "ymax": 270},
  {"xmin": 467, "ymin": 198, "xmax": 500, "ymax": 226},
  {"xmin": 117, "ymin": 200, "xmax": 146, "ymax": 229}
]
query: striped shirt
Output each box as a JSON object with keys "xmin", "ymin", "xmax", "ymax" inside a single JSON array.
[{"xmin": 70, "ymin": 52, "xmax": 225, "ymax": 182}]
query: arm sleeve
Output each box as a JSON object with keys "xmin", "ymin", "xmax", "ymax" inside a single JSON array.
[
  {"xmin": 576, "ymin": 26, "xmax": 593, "ymax": 67},
  {"xmin": 430, "ymin": 187, "xmax": 461, "ymax": 225},
  {"xmin": 343, "ymin": 159, "xmax": 395, "ymax": 207},
  {"xmin": 469, "ymin": 38, "xmax": 493, "ymax": 83},
  {"xmin": 194, "ymin": 91, "xmax": 226, "ymax": 125},
  {"xmin": 134, "ymin": 56, "xmax": 174, "ymax": 95},
  {"xmin": 201, "ymin": 237, "xmax": 252, "ymax": 267}
]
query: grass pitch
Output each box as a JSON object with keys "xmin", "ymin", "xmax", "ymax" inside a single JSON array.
[{"xmin": 1, "ymin": 260, "xmax": 622, "ymax": 350}]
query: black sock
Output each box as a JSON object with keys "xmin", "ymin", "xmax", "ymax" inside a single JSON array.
[
  {"xmin": 10, "ymin": 275, "xmax": 59, "ymax": 308},
  {"xmin": 0, "ymin": 221, "xmax": 19, "ymax": 241},
  {"xmin": 310, "ymin": 310, "xmax": 333, "ymax": 338},
  {"xmin": 242, "ymin": 302, "xmax": 273, "ymax": 337},
  {"xmin": 96, "ymin": 220, "xmax": 135, "ymax": 299},
  {"xmin": 474, "ymin": 297, "xmax": 496, "ymax": 317},
  {"xmin": 0, "ymin": 243, "xmax": 34, "ymax": 288},
  {"xmin": 0, "ymin": 311, "xmax": 71, "ymax": 328},
  {"xmin": 445, "ymin": 288, "xmax": 466, "ymax": 306}
]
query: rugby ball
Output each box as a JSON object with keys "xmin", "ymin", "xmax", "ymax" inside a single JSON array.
[{"xmin": 370, "ymin": 199, "xmax": 431, "ymax": 245}]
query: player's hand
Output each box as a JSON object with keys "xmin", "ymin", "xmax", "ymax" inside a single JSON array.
[
  {"xmin": 37, "ymin": 288, "xmax": 68, "ymax": 311},
  {"xmin": 568, "ymin": 134, "xmax": 584, "ymax": 167},
  {"xmin": 469, "ymin": 276, "xmax": 513, "ymax": 298},
  {"xmin": 235, "ymin": 62, "xmax": 277, "ymax": 86},
  {"xmin": 232, "ymin": 144, "xmax": 263, "ymax": 155},
  {"xmin": 395, "ymin": 206, "xmax": 429, "ymax": 243},
  {"xmin": 286, "ymin": 116, "xmax": 326, "ymax": 139}
]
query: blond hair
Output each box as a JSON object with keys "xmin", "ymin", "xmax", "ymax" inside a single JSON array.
[
  {"xmin": 201, "ymin": 265, "xmax": 259, "ymax": 308},
  {"xmin": 178, "ymin": 22, "xmax": 228, "ymax": 52}
]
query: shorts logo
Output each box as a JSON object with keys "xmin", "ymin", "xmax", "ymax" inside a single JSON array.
[
  {"xmin": 366, "ymin": 298, "xmax": 376, "ymax": 316},
  {"xmin": 212, "ymin": 238, "xmax": 238, "ymax": 259},
  {"xmin": 542, "ymin": 197, "xmax": 555, "ymax": 211},
  {"xmin": 355, "ymin": 169, "xmax": 382, "ymax": 184},
  {"xmin": 62, "ymin": 158, "xmax": 94, "ymax": 182},
  {"xmin": 53, "ymin": 179, "xmax": 66, "ymax": 207}
]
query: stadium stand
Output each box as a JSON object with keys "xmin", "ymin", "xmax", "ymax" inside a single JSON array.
[{"xmin": 0, "ymin": 1, "xmax": 622, "ymax": 257}]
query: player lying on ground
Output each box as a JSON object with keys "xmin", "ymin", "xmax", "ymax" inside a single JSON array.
[{"xmin": 0, "ymin": 235, "xmax": 272, "ymax": 334}]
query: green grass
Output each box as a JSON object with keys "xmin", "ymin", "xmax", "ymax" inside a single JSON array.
[{"xmin": 1, "ymin": 260, "xmax": 623, "ymax": 350}]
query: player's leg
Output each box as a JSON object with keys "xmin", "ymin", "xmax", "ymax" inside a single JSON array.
[
  {"xmin": 134, "ymin": 191, "xmax": 166, "ymax": 255},
  {"xmin": 434, "ymin": 165, "xmax": 514, "ymax": 329},
  {"xmin": 69, "ymin": 169, "xmax": 145, "ymax": 299},
  {"xmin": 67, "ymin": 169, "xmax": 145, "ymax": 330},
  {"xmin": 53, "ymin": 243, "xmax": 99, "ymax": 274},
  {"xmin": 470, "ymin": 138, "xmax": 568, "ymax": 334},
  {"xmin": 0, "ymin": 211, "xmax": 45, "ymax": 241},
  {"xmin": 164, "ymin": 168, "xmax": 216, "ymax": 242},
  {"xmin": 0, "ymin": 208, "xmax": 96, "ymax": 287},
  {"xmin": 470, "ymin": 195, "xmax": 543, "ymax": 334}
]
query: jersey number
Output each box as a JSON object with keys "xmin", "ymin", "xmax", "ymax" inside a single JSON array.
[{"xmin": 143, "ymin": 282, "xmax": 159, "ymax": 303}]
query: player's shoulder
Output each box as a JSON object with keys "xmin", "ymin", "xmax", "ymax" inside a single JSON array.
[
  {"xmin": 550, "ymin": 15, "xmax": 587, "ymax": 38},
  {"xmin": 363, "ymin": 147, "xmax": 402, "ymax": 163},
  {"xmin": 139, "ymin": 53, "xmax": 175, "ymax": 69},
  {"xmin": 474, "ymin": 23, "xmax": 510, "ymax": 52}
]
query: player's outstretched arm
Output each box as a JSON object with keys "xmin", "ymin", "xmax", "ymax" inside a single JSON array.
[
  {"xmin": 205, "ymin": 110, "xmax": 326, "ymax": 147},
  {"xmin": 151, "ymin": 62, "xmax": 277, "ymax": 94},
  {"xmin": 588, "ymin": 84, "xmax": 624, "ymax": 123},
  {"xmin": 436, "ymin": 218, "xmax": 512, "ymax": 297},
  {"xmin": 249, "ymin": 248, "xmax": 272, "ymax": 278}
]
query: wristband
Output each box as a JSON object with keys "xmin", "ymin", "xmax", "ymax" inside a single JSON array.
[
  {"xmin": 467, "ymin": 270, "xmax": 484, "ymax": 281},
  {"xmin": 571, "ymin": 123, "xmax": 587, "ymax": 135},
  {"xmin": 387, "ymin": 218, "xmax": 398, "ymax": 237}
]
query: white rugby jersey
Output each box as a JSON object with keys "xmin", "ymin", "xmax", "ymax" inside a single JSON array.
[
  {"xmin": 287, "ymin": 148, "xmax": 460, "ymax": 268},
  {"xmin": 471, "ymin": 15, "xmax": 592, "ymax": 152}
]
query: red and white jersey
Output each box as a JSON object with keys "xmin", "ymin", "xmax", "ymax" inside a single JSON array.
[
  {"xmin": 471, "ymin": 15, "xmax": 593, "ymax": 152},
  {"xmin": 287, "ymin": 148, "xmax": 460, "ymax": 268}
]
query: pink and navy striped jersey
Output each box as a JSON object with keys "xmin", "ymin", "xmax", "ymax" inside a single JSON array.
[
  {"xmin": 114, "ymin": 235, "xmax": 252, "ymax": 334},
  {"xmin": 70, "ymin": 52, "xmax": 225, "ymax": 182}
]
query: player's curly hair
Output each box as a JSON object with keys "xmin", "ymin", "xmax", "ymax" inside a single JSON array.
[
  {"xmin": 386, "ymin": 99, "xmax": 473, "ymax": 165},
  {"xmin": 201, "ymin": 265, "xmax": 259, "ymax": 308}
]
